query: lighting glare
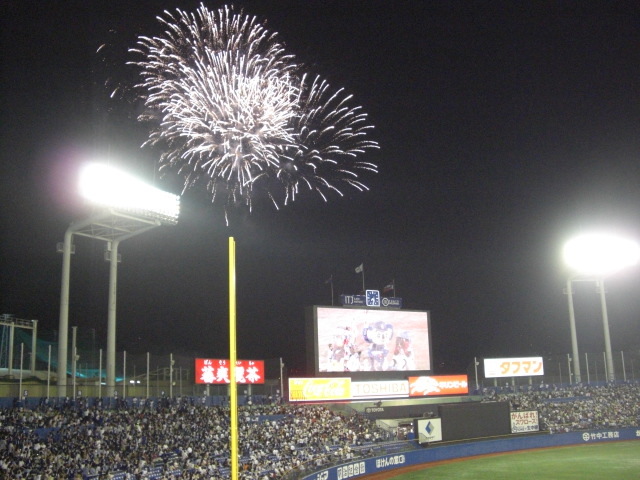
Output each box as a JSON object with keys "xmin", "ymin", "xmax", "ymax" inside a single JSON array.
[
  {"xmin": 563, "ymin": 233, "xmax": 640, "ymax": 276},
  {"xmin": 79, "ymin": 163, "xmax": 180, "ymax": 223}
]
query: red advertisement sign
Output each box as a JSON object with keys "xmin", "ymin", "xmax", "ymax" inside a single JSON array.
[
  {"xmin": 407, "ymin": 375, "xmax": 469, "ymax": 396},
  {"xmin": 194, "ymin": 358, "xmax": 265, "ymax": 384}
]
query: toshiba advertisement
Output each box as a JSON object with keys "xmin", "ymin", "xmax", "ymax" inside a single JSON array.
[{"xmin": 195, "ymin": 358, "xmax": 265, "ymax": 384}]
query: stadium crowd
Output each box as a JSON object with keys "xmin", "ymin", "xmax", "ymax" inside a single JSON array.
[
  {"xmin": 0, "ymin": 398, "xmax": 392, "ymax": 479},
  {"xmin": 0, "ymin": 382, "xmax": 638, "ymax": 479},
  {"xmin": 482, "ymin": 382, "xmax": 640, "ymax": 433}
]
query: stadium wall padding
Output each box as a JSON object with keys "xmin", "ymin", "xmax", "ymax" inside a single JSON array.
[
  {"xmin": 301, "ymin": 428, "xmax": 640, "ymax": 480},
  {"xmin": 438, "ymin": 401, "xmax": 511, "ymax": 441}
]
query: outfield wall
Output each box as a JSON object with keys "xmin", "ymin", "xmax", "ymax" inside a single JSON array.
[{"xmin": 302, "ymin": 427, "xmax": 640, "ymax": 480}]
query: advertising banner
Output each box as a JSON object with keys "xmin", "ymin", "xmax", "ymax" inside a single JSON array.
[
  {"xmin": 194, "ymin": 358, "xmax": 265, "ymax": 384},
  {"xmin": 339, "ymin": 295, "xmax": 403, "ymax": 308},
  {"xmin": 415, "ymin": 418, "xmax": 443, "ymax": 444},
  {"xmin": 351, "ymin": 380, "xmax": 409, "ymax": 399},
  {"xmin": 510, "ymin": 411, "xmax": 540, "ymax": 433},
  {"xmin": 407, "ymin": 375, "xmax": 469, "ymax": 396},
  {"xmin": 301, "ymin": 428, "xmax": 640, "ymax": 480},
  {"xmin": 483, "ymin": 357, "xmax": 544, "ymax": 378},
  {"xmin": 289, "ymin": 378, "xmax": 352, "ymax": 402},
  {"xmin": 290, "ymin": 377, "xmax": 470, "ymax": 401}
]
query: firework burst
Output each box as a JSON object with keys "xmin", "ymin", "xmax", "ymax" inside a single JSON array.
[{"xmin": 131, "ymin": 4, "xmax": 378, "ymax": 218}]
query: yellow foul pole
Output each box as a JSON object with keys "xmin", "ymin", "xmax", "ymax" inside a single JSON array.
[{"xmin": 228, "ymin": 237, "xmax": 238, "ymax": 479}]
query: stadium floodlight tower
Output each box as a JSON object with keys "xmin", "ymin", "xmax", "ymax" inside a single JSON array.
[
  {"xmin": 57, "ymin": 163, "xmax": 180, "ymax": 397},
  {"xmin": 563, "ymin": 232, "xmax": 639, "ymax": 383}
]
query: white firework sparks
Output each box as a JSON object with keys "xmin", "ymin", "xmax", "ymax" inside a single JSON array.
[
  {"xmin": 278, "ymin": 74, "xmax": 379, "ymax": 205},
  {"xmin": 131, "ymin": 4, "xmax": 378, "ymax": 217}
]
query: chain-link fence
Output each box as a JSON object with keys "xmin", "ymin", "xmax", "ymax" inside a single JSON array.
[
  {"xmin": 0, "ymin": 331, "xmax": 285, "ymax": 400},
  {"xmin": 3, "ymin": 317, "xmax": 639, "ymax": 399}
]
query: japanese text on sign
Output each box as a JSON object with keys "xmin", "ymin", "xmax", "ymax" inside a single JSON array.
[
  {"xmin": 510, "ymin": 411, "xmax": 539, "ymax": 433},
  {"xmin": 484, "ymin": 357, "xmax": 544, "ymax": 378},
  {"xmin": 582, "ymin": 431, "xmax": 621, "ymax": 441},
  {"xmin": 194, "ymin": 358, "xmax": 264, "ymax": 384}
]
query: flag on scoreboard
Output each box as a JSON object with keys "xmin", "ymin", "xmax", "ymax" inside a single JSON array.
[
  {"xmin": 355, "ymin": 263, "xmax": 363, "ymax": 273},
  {"xmin": 383, "ymin": 280, "xmax": 394, "ymax": 293}
]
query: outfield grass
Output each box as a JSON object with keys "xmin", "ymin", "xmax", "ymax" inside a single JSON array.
[{"xmin": 385, "ymin": 441, "xmax": 640, "ymax": 480}]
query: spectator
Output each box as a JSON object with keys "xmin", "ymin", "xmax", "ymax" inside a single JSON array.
[{"xmin": 0, "ymin": 398, "xmax": 392, "ymax": 479}]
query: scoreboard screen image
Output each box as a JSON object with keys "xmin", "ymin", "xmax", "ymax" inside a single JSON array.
[{"xmin": 307, "ymin": 306, "xmax": 432, "ymax": 379}]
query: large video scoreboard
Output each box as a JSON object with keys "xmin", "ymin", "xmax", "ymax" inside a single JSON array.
[{"xmin": 306, "ymin": 306, "xmax": 432, "ymax": 381}]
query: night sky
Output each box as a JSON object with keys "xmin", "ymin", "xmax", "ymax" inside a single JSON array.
[{"xmin": 2, "ymin": 1, "xmax": 640, "ymax": 375}]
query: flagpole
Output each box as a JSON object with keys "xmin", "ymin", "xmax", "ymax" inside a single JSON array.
[
  {"xmin": 325, "ymin": 275, "xmax": 334, "ymax": 306},
  {"xmin": 331, "ymin": 279, "xmax": 334, "ymax": 306},
  {"xmin": 355, "ymin": 264, "xmax": 365, "ymax": 293}
]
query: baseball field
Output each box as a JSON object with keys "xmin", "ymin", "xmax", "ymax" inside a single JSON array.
[{"xmin": 363, "ymin": 441, "xmax": 640, "ymax": 479}]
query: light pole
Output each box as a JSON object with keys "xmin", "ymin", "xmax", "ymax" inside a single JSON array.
[
  {"xmin": 57, "ymin": 163, "xmax": 180, "ymax": 397},
  {"xmin": 563, "ymin": 232, "xmax": 639, "ymax": 383},
  {"xmin": 564, "ymin": 278, "xmax": 581, "ymax": 382}
]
